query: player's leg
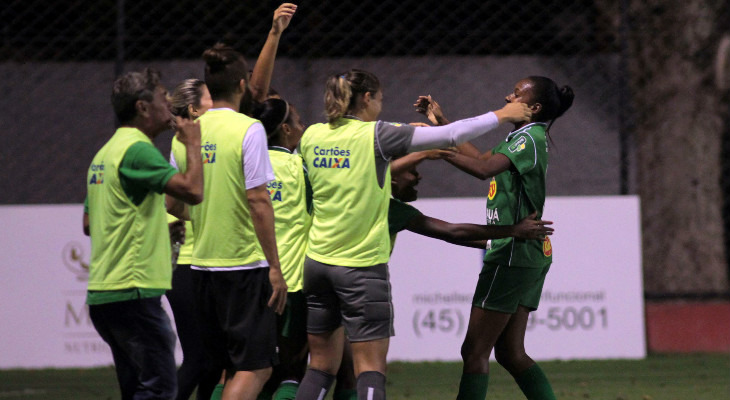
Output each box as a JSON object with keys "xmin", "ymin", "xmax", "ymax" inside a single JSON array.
[
  {"xmin": 333, "ymin": 339, "xmax": 357, "ymax": 400},
  {"xmin": 457, "ymin": 263, "xmax": 516, "ymax": 400},
  {"xmin": 335, "ymin": 263, "xmax": 392, "ymax": 400},
  {"xmin": 295, "ymin": 328, "xmax": 344, "ymax": 399},
  {"xmin": 494, "ymin": 305, "xmax": 555, "ymax": 400},
  {"xmin": 216, "ymin": 269, "xmax": 279, "ymax": 400},
  {"xmin": 350, "ymin": 338, "xmax": 389, "ymax": 400},
  {"xmin": 456, "ymin": 306, "xmax": 512, "ymax": 400},
  {"xmin": 223, "ymin": 368, "xmax": 273, "ymax": 400},
  {"xmin": 296, "ymin": 258, "xmax": 345, "ymax": 400},
  {"xmin": 269, "ymin": 291, "xmax": 309, "ymax": 400},
  {"xmin": 496, "ymin": 265, "xmax": 555, "ymax": 400}
]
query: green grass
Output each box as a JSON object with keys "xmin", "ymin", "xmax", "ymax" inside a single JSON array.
[{"xmin": 0, "ymin": 354, "xmax": 727, "ymax": 399}]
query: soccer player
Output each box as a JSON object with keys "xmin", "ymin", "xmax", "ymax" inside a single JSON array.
[
  {"xmin": 169, "ymin": 43, "xmax": 287, "ymax": 400},
  {"xmin": 253, "ymin": 98, "xmax": 311, "ymax": 400},
  {"xmin": 83, "ymin": 68, "xmax": 203, "ymax": 400},
  {"xmin": 166, "ymin": 78, "xmax": 218, "ymax": 400},
  {"xmin": 294, "ymin": 69, "xmax": 531, "ymax": 400},
  {"xmin": 416, "ymin": 77, "xmax": 574, "ymax": 400}
]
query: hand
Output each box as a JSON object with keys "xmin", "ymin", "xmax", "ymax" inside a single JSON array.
[
  {"xmin": 494, "ymin": 102, "xmax": 532, "ymax": 124},
  {"xmin": 267, "ymin": 266, "xmax": 288, "ymax": 314},
  {"xmin": 513, "ymin": 212, "xmax": 554, "ymax": 241},
  {"xmin": 168, "ymin": 220, "xmax": 186, "ymax": 244},
  {"xmin": 271, "ymin": 3, "xmax": 297, "ymax": 35},
  {"xmin": 422, "ymin": 148, "xmax": 457, "ymax": 160},
  {"xmin": 414, "ymin": 95, "xmax": 448, "ymax": 125},
  {"xmin": 175, "ymin": 116, "xmax": 201, "ymax": 147}
]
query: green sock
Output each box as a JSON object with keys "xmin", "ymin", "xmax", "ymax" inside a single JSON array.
[
  {"xmin": 514, "ymin": 364, "xmax": 556, "ymax": 400},
  {"xmin": 456, "ymin": 373, "xmax": 489, "ymax": 400},
  {"xmin": 273, "ymin": 382, "xmax": 299, "ymax": 400},
  {"xmin": 210, "ymin": 383, "xmax": 225, "ymax": 400},
  {"xmin": 332, "ymin": 388, "xmax": 357, "ymax": 400}
]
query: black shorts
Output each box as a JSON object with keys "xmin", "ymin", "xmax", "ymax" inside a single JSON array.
[
  {"xmin": 192, "ymin": 268, "xmax": 278, "ymax": 371},
  {"xmin": 303, "ymin": 257, "xmax": 394, "ymax": 342}
]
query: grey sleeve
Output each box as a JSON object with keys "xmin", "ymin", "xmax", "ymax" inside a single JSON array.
[
  {"xmin": 373, "ymin": 121, "xmax": 415, "ymax": 188},
  {"xmin": 375, "ymin": 121, "xmax": 415, "ymax": 161}
]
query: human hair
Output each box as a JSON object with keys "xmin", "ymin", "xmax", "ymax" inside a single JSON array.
[
  {"xmin": 202, "ymin": 42, "xmax": 249, "ymax": 101},
  {"xmin": 170, "ymin": 79, "xmax": 206, "ymax": 120},
  {"xmin": 253, "ymin": 98, "xmax": 292, "ymax": 145},
  {"xmin": 324, "ymin": 69, "xmax": 380, "ymax": 124},
  {"xmin": 525, "ymin": 76, "xmax": 574, "ymax": 130},
  {"xmin": 111, "ymin": 68, "xmax": 161, "ymax": 124}
]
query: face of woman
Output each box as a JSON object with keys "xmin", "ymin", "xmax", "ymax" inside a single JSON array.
[
  {"xmin": 196, "ymin": 84, "xmax": 213, "ymax": 116},
  {"xmin": 363, "ymin": 90, "xmax": 383, "ymax": 122},
  {"xmin": 505, "ymin": 79, "xmax": 536, "ymax": 106},
  {"xmin": 283, "ymin": 106, "xmax": 306, "ymax": 149}
]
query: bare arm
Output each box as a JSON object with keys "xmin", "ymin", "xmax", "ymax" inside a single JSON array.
[
  {"xmin": 390, "ymin": 150, "xmax": 452, "ymax": 175},
  {"xmin": 247, "ymin": 184, "xmax": 287, "ymax": 314},
  {"xmin": 405, "ymin": 212, "xmax": 553, "ymax": 242},
  {"xmin": 444, "ymin": 151, "xmax": 512, "ymax": 180},
  {"xmin": 249, "ymin": 3, "xmax": 297, "ymax": 102},
  {"xmin": 164, "ymin": 117, "xmax": 204, "ymax": 204},
  {"xmin": 83, "ymin": 212, "xmax": 89, "ymax": 236}
]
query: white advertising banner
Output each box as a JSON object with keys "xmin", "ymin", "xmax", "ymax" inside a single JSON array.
[
  {"xmin": 0, "ymin": 196, "xmax": 644, "ymax": 368},
  {"xmin": 388, "ymin": 196, "xmax": 645, "ymax": 361},
  {"xmin": 0, "ymin": 205, "xmax": 181, "ymax": 369}
]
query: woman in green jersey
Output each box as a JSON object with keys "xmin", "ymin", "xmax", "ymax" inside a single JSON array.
[
  {"xmin": 253, "ymin": 98, "xmax": 312, "ymax": 400},
  {"xmin": 417, "ymin": 77, "xmax": 574, "ymax": 400},
  {"xmin": 294, "ymin": 69, "xmax": 532, "ymax": 400}
]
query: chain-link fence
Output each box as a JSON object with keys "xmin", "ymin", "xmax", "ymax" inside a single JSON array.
[{"xmin": 2, "ymin": 0, "xmax": 728, "ymax": 297}]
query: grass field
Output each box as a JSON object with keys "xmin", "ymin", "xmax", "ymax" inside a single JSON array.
[{"xmin": 0, "ymin": 354, "xmax": 727, "ymax": 399}]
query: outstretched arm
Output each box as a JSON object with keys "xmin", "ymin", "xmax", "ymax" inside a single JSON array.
[
  {"xmin": 443, "ymin": 151, "xmax": 512, "ymax": 180},
  {"xmin": 405, "ymin": 212, "xmax": 553, "ymax": 243},
  {"xmin": 390, "ymin": 149, "xmax": 453, "ymax": 175},
  {"xmin": 249, "ymin": 3, "xmax": 297, "ymax": 102}
]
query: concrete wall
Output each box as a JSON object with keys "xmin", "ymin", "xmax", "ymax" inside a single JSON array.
[{"xmin": 1, "ymin": 55, "xmax": 626, "ymax": 204}]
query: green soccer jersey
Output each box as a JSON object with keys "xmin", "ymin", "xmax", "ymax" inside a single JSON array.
[{"xmin": 483, "ymin": 122, "xmax": 552, "ymax": 268}]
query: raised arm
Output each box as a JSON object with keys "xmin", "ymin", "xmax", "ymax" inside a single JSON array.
[{"xmin": 249, "ymin": 3, "xmax": 297, "ymax": 102}]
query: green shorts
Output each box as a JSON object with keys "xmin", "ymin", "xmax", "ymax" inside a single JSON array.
[
  {"xmin": 279, "ymin": 290, "xmax": 307, "ymax": 340},
  {"xmin": 472, "ymin": 262, "xmax": 551, "ymax": 313}
]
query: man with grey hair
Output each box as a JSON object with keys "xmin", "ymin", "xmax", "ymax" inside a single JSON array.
[{"xmin": 83, "ymin": 68, "xmax": 204, "ymax": 399}]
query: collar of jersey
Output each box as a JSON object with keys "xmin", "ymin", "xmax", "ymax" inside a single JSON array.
[
  {"xmin": 268, "ymin": 146, "xmax": 292, "ymax": 154},
  {"xmin": 506, "ymin": 122, "xmax": 548, "ymax": 141}
]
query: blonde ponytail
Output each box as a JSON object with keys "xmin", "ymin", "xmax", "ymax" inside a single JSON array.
[{"xmin": 325, "ymin": 74, "xmax": 352, "ymax": 124}]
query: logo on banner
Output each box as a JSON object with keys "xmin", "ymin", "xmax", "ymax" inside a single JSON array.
[
  {"xmin": 63, "ymin": 242, "xmax": 90, "ymax": 281},
  {"xmin": 543, "ymin": 237, "xmax": 552, "ymax": 257},
  {"xmin": 488, "ymin": 178, "xmax": 497, "ymax": 200}
]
